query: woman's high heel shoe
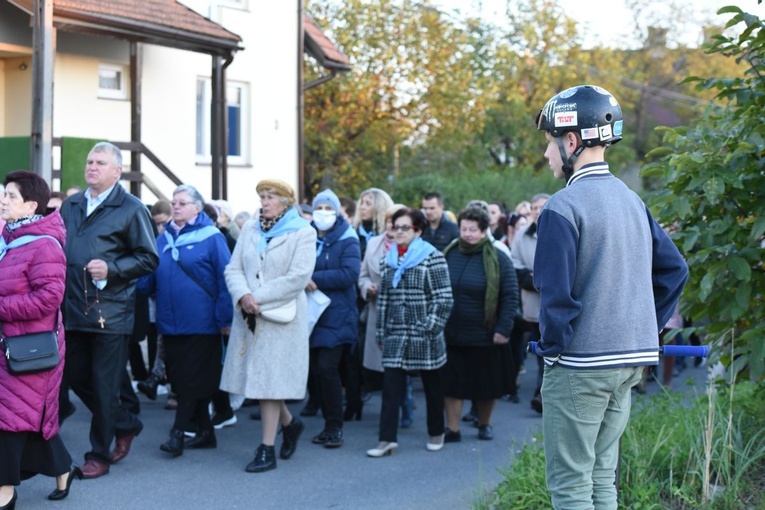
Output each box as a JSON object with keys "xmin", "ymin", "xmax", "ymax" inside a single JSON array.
[
  {"xmin": 0, "ymin": 489, "xmax": 17, "ymax": 510},
  {"xmin": 48, "ymin": 465, "xmax": 83, "ymax": 501},
  {"xmin": 366, "ymin": 442, "xmax": 397, "ymax": 457}
]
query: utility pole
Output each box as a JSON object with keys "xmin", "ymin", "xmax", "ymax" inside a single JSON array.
[{"xmin": 30, "ymin": 0, "xmax": 55, "ymax": 183}]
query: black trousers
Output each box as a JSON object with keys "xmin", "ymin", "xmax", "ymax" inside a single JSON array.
[
  {"xmin": 507, "ymin": 319, "xmax": 526, "ymax": 397},
  {"xmin": 211, "ymin": 334, "xmax": 232, "ymax": 417},
  {"xmin": 379, "ymin": 367, "xmax": 444, "ymax": 442},
  {"xmin": 527, "ymin": 322, "xmax": 543, "ymax": 394},
  {"xmin": 310, "ymin": 345, "xmax": 345, "ymax": 430},
  {"xmin": 341, "ymin": 342, "xmax": 363, "ymax": 413},
  {"xmin": 65, "ymin": 331, "xmax": 142, "ymax": 463}
]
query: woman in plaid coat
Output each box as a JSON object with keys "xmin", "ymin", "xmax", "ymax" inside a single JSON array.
[{"xmin": 367, "ymin": 208, "xmax": 453, "ymax": 458}]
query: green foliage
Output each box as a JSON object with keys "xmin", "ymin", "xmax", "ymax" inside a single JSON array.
[
  {"xmin": 389, "ymin": 164, "xmax": 562, "ymax": 211},
  {"xmin": 642, "ymin": 7, "xmax": 765, "ymax": 382},
  {"xmin": 482, "ymin": 382, "xmax": 765, "ymax": 509},
  {"xmin": 476, "ymin": 434, "xmax": 551, "ymax": 510}
]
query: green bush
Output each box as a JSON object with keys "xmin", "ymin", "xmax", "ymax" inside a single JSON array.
[{"xmin": 481, "ymin": 381, "xmax": 765, "ymax": 509}]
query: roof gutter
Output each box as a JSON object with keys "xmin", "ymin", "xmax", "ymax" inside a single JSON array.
[
  {"xmin": 53, "ymin": 9, "xmax": 243, "ymax": 55},
  {"xmin": 304, "ymin": 69, "xmax": 340, "ymax": 91}
]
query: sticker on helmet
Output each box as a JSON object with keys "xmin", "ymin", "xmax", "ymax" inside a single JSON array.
[
  {"xmin": 554, "ymin": 112, "xmax": 578, "ymax": 127},
  {"xmin": 558, "ymin": 88, "xmax": 577, "ymax": 99},
  {"xmin": 599, "ymin": 124, "xmax": 612, "ymax": 140},
  {"xmin": 609, "ymin": 97, "xmax": 618, "ymax": 106},
  {"xmin": 581, "ymin": 127, "xmax": 599, "ymax": 139},
  {"xmin": 592, "ymin": 86, "xmax": 610, "ymax": 95},
  {"xmin": 613, "ymin": 120, "xmax": 623, "ymax": 136},
  {"xmin": 554, "ymin": 102, "xmax": 577, "ymax": 112},
  {"xmin": 542, "ymin": 100, "xmax": 557, "ymax": 125}
]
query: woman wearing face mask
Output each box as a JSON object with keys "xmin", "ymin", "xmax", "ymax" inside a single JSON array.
[{"xmin": 306, "ymin": 190, "xmax": 361, "ymax": 449}]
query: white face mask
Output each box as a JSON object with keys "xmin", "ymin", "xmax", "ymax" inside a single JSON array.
[{"xmin": 313, "ymin": 210, "xmax": 337, "ymax": 231}]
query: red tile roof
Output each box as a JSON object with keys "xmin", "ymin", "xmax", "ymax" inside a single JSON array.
[
  {"xmin": 10, "ymin": 0, "xmax": 241, "ymax": 54},
  {"xmin": 304, "ymin": 13, "xmax": 350, "ymax": 70},
  {"xmin": 55, "ymin": 0, "xmax": 240, "ymax": 42}
]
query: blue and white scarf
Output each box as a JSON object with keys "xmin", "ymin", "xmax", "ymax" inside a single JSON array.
[
  {"xmin": 0, "ymin": 234, "xmax": 62, "ymax": 262},
  {"xmin": 256, "ymin": 207, "xmax": 310, "ymax": 254},
  {"xmin": 385, "ymin": 237, "xmax": 436, "ymax": 288},
  {"xmin": 163, "ymin": 226, "xmax": 220, "ymax": 261}
]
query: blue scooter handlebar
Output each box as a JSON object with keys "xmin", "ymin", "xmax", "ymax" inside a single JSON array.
[{"xmin": 527, "ymin": 342, "xmax": 708, "ymax": 358}]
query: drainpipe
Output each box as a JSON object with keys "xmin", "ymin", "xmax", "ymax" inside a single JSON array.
[{"xmin": 297, "ymin": 0, "xmax": 305, "ymax": 202}]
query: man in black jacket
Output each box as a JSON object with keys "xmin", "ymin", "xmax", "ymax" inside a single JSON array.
[{"xmin": 60, "ymin": 142, "xmax": 159, "ymax": 479}]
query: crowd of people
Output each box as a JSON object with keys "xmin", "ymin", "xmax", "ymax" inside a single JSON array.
[{"xmin": 1, "ymin": 84, "xmax": 688, "ymax": 510}]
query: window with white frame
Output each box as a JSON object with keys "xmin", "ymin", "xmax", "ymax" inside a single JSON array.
[
  {"xmin": 98, "ymin": 63, "xmax": 128, "ymax": 100},
  {"xmin": 196, "ymin": 78, "xmax": 249, "ymax": 165}
]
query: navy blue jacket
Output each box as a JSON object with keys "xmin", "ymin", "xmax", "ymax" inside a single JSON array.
[
  {"xmin": 138, "ymin": 212, "xmax": 233, "ymax": 335},
  {"xmin": 422, "ymin": 215, "xmax": 459, "ymax": 252},
  {"xmin": 534, "ymin": 163, "xmax": 688, "ymax": 368},
  {"xmin": 310, "ymin": 216, "xmax": 361, "ymax": 349}
]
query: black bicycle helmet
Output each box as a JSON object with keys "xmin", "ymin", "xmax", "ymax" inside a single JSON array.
[{"xmin": 535, "ymin": 85, "xmax": 623, "ymax": 180}]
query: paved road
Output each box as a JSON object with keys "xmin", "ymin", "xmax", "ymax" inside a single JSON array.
[{"xmin": 18, "ymin": 359, "xmax": 707, "ymax": 510}]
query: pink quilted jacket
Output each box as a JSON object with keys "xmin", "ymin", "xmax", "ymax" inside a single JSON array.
[{"xmin": 0, "ymin": 211, "xmax": 67, "ymax": 440}]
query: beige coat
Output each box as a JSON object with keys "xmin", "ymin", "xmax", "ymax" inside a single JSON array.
[
  {"xmin": 220, "ymin": 219, "xmax": 316, "ymax": 399},
  {"xmin": 358, "ymin": 234, "xmax": 387, "ymax": 372}
]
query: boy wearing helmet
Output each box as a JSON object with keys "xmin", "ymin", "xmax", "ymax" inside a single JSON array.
[{"xmin": 532, "ymin": 85, "xmax": 688, "ymax": 509}]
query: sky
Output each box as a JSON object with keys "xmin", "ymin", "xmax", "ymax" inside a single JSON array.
[{"xmin": 430, "ymin": 0, "xmax": 765, "ymax": 48}]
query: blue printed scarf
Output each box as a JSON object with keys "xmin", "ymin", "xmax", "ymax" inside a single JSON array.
[{"xmin": 385, "ymin": 237, "xmax": 436, "ymax": 288}]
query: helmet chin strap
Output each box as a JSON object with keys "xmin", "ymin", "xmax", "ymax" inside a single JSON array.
[{"xmin": 555, "ymin": 137, "xmax": 585, "ymax": 183}]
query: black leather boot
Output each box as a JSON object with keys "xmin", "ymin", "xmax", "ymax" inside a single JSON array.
[
  {"xmin": 137, "ymin": 375, "xmax": 160, "ymax": 401},
  {"xmin": 159, "ymin": 428, "xmax": 184, "ymax": 457},
  {"xmin": 245, "ymin": 444, "xmax": 276, "ymax": 473},
  {"xmin": 185, "ymin": 428, "xmax": 217, "ymax": 449},
  {"xmin": 279, "ymin": 417, "xmax": 304, "ymax": 460}
]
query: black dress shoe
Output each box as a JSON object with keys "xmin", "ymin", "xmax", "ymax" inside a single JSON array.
[
  {"xmin": 323, "ymin": 428, "xmax": 343, "ymax": 448},
  {"xmin": 279, "ymin": 417, "xmax": 304, "ymax": 460},
  {"xmin": 137, "ymin": 375, "xmax": 160, "ymax": 401},
  {"xmin": 531, "ymin": 394, "xmax": 543, "ymax": 414},
  {"xmin": 185, "ymin": 429, "xmax": 217, "ymax": 449},
  {"xmin": 311, "ymin": 429, "xmax": 330, "ymax": 445},
  {"xmin": 159, "ymin": 428, "xmax": 184, "ymax": 457},
  {"xmin": 246, "ymin": 444, "xmax": 276, "ymax": 473},
  {"xmin": 444, "ymin": 428, "xmax": 462, "ymax": 443},
  {"xmin": 48, "ymin": 465, "xmax": 82, "ymax": 501}
]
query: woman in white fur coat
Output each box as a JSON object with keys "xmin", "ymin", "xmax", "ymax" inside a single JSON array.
[{"xmin": 220, "ymin": 179, "xmax": 316, "ymax": 474}]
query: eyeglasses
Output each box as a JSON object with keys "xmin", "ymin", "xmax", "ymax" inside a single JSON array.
[
  {"xmin": 171, "ymin": 200, "xmax": 193, "ymax": 207},
  {"xmin": 392, "ymin": 225, "xmax": 415, "ymax": 232}
]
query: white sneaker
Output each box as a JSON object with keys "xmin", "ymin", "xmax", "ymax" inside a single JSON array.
[{"xmin": 156, "ymin": 384, "xmax": 169, "ymax": 396}]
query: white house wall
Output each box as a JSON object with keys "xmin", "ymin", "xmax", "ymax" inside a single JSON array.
[
  {"xmin": 142, "ymin": 0, "xmax": 301, "ymax": 215},
  {"xmin": 222, "ymin": 1, "xmax": 300, "ymax": 215},
  {"xmin": 0, "ymin": 1, "xmax": 301, "ymax": 215}
]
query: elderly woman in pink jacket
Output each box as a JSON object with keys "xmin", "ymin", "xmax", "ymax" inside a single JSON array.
[{"xmin": 0, "ymin": 171, "xmax": 80, "ymax": 510}]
